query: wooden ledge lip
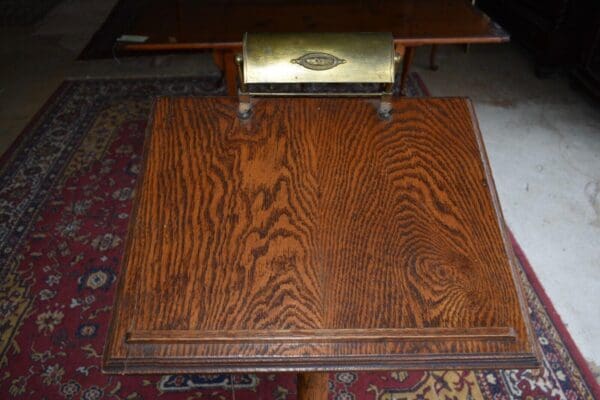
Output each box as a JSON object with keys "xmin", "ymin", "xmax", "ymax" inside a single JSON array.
[
  {"xmin": 103, "ymin": 351, "xmax": 540, "ymax": 374},
  {"xmin": 126, "ymin": 327, "xmax": 516, "ymax": 344}
]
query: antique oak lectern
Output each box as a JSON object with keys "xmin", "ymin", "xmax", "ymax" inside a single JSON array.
[{"xmin": 103, "ymin": 33, "xmax": 539, "ymax": 399}]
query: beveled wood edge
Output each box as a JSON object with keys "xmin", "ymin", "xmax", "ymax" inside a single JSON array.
[
  {"xmin": 102, "ymin": 97, "xmax": 160, "ymax": 372},
  {"xmin": 464, "ymin": 99, "xmax": 542, "ymax": 365},
  {"xmin": 126, "ymin": 327, "xmax": 517, "ymax": 344},
  {"xmin": 102, "ymin": 352, "xmax": 540, "ymax": 374}
]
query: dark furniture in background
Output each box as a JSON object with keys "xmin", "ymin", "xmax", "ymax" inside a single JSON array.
[
  {"xmin": 81, "ymin": 0, "xmax": 508, "ymax": 95},
  {"xmin": 0, "ymin": 0, "xmax": 61, "ymax": 26},
  {"xmin": 478, "ymin": 0, "xmax": 599, "ymax": 79},
  {"xmin": 571, "ymin": 8, "xmax": 600, "ymax": 100}
]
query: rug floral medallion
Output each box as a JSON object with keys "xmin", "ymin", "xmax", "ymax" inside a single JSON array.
[{"xmin": 0, "ymin": 77, "xmax": 597, "ymax": 399}]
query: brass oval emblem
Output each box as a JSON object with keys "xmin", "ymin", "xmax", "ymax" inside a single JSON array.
[{"xmin": 291, "ymin": 52, "xmax": 346, "ymax": 71}]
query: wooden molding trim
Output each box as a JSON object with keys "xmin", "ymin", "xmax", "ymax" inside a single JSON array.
[{"xmin": 126, "ymin": 327, "xmax": 517, "ymax": 344}]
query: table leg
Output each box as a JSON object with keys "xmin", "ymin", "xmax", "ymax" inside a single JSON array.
[
  {"xmin": 223, "ymin": 50, "xmax": 239, "ymax": 96},
  {"xmin": 466, "ymin": 0, "xmax": 476, "ymax": 53},
  {"xmin": 297, "ymin": 372, "xmax": 329, "ymax": 400},
  {"xmin": 399, "ymin": 46, "xmax": 416, "ymax": 96},
  {"xmin": 212, "ymin": 48, "xmax": 240, "ymax": 96},
  {"xmin": 212, "ymin": 49, "xmax": 225, "ymax": 72},
  {"xmin": 430, "ymin": 44, "xmax": 439, "ymax": 71}
]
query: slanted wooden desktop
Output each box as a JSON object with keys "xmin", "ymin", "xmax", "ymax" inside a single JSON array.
[{"xmin": 103, "ymin": 33, "xmax": 537, "ymax": 399}]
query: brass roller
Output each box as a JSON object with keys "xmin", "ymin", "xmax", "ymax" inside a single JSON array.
[{"xmin": 235, "ymin": 32, "xmax": 402, "ymax": 119}]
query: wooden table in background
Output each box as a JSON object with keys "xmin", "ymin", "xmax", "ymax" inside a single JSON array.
[
  {"xmin": 119, "ymin": 0, "xmax": 508, "ymax": 95},
  {"xmin": 103, "ymin": 96, "xmax": 538, "ymax": 398}
]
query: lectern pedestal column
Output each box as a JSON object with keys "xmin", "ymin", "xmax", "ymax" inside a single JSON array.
[{"xmin": 297, "ymin": 372, "xmax": 329, "ymax": 400}]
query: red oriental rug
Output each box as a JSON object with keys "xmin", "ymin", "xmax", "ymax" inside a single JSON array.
[{"xmin": 0, "ymin": 75, "xmax": 598, "ymax": 400}]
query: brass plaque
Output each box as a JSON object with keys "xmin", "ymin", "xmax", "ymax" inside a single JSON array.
[{"xmin": 243, "ymin": 32, "xmax": 395, "ymax": 84}]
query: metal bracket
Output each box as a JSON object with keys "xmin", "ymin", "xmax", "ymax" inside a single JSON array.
[{"xmin": 235, "ymin": 54, "xmax": 252, "ymax": 119}]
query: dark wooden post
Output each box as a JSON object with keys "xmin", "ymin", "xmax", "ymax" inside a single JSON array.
[
  {"xmin": 399, "ymin": 46, "xmax": 416, "ymax": 95},
  {"xmin": 297, "ymin": 372, "xmax": 329, "ymax": 400}
]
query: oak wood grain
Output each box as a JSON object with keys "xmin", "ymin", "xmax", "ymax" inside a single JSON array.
[{"xmin": 103, "ymin": 97, "xmax": 538, "ymax": 374}]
